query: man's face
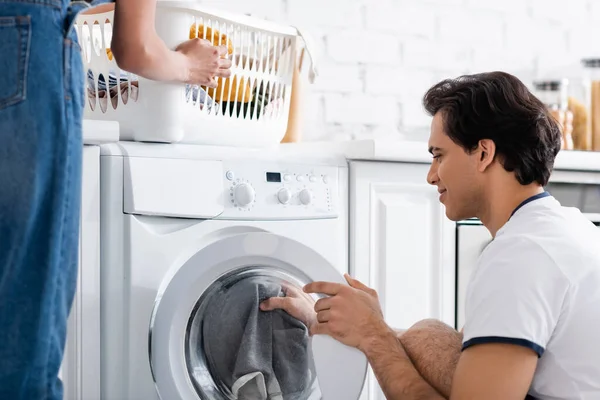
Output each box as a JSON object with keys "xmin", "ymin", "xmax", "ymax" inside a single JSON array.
[{"xmin": 427, "ymin": 113, "xmax": 481, "ymax": 221}]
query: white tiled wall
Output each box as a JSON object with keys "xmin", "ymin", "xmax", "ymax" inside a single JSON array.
[{"xmin": 214, "ymin": 0, "xmax": 600, "ymax": 141}]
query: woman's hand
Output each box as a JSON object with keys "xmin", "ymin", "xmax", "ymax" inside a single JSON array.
[{"xmin": 175, "ymin": 39, "xmax": 232, "ymax": 87}]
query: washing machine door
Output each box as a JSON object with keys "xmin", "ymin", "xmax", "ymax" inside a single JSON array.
[{"xmin": 149, "ymin": 232, "xmax": 368, "ymax": 400}]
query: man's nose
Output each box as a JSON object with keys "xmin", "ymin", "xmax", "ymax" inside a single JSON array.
[{"xmin": 427, "ymin": 164, "xmax": 438, "ymax": 186}]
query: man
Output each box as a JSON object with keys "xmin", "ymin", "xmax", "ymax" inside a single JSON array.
[
  {"xmin": 262, "ymin": 72, "xmax": 600, "ymax": 399},
  {"xmin": 0, "ymin": 0, "xmax": 230, "ymax": 398}
]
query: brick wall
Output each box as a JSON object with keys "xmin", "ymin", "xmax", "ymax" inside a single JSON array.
[{"xmin": 213, "ymin": 0, "xmax": 600, "ymax": 141}]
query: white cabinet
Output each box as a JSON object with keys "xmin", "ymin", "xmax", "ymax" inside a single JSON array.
[
  {"xmin": 61, "ymin": 145, "xmax": 102, "ymax": 400},
  {"xmin": 349, "ymin": 161, "xmax": 456, "ymax": 400}
]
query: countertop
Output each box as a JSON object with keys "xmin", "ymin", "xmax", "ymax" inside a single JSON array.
[
  {"xmin": 289, "ymin": 139, "xmax": 600, "ymax": 173},
  {"xmin": 81, "ymin": 121, "xmax": 600, "ymax": 173}
]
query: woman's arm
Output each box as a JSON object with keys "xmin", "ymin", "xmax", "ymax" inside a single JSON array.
[{"xmin": 84, "ymin": 1, "xmax": 231, "ymax": 85}]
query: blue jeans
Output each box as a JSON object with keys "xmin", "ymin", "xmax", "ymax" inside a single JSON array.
[{"xmin": 0, "ymin": 0, "xmax": 104, "ymax": 398}]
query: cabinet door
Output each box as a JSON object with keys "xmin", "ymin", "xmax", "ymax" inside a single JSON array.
[
  {"xmin": 61, "ymin": 145, "xmax": 101, "ymax": 400},
  {"xmin": 349, "ymin": 161, "xmax": 456, "ymax": 400}
]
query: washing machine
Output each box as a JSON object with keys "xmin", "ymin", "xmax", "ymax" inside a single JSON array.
[{"xmin": 99, "ymin": 142, "xmax": 368, "ymax": 400}]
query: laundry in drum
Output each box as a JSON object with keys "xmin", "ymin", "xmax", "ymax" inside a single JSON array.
[{"xmin": 190, "ymin": 274, "xmax": 322, "ymax": 399}]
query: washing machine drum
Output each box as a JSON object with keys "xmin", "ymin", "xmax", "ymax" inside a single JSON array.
[
  {"xmin": 189, "ymin": 271, "xmax": 320, "ymax": 400},
  {"xmin": 150, "ymin": 232, "xmax": 367, "ymax": 400}
]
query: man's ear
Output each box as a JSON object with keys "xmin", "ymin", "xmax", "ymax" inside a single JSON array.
[{"xmin": 477, "ymin": 139, "xmax": 496, "ymax": 172}]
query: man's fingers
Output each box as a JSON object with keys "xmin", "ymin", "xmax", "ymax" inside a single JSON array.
[
  {"xmin": 316, "ymin": 310, "xmax": 331, "ymax": 323},
  {"xmin": 304, "ymin": 281, "xmax": 342, "ymax": 295},
  {"xmin": 281, "ymin": 282, "xmax": 304, "ymax": 298},
  {"xmin": 344, "ymin": 273, "xmax": 373, "ymax": 293},
  {"xmin": 260, "ymin": 297, "xmax": 290, "ymax": 312},
  {"xmin": 310, "ymin": 322, "xmax": 329, "ymax": 337},
  {"xmin": 314, "ymin": 297, "xmax": 333, "ymax": 312}
]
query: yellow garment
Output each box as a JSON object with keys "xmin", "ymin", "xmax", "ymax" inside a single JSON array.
[
  {"xmin": 189, "ymin": 23, "xmax": 233, "ymax": 55},
  {"xmin": 106, "ymin": 48, "xmax": 113, "ymax": 61},
  {"xmin": 189, "ymin": 23, "xmax": 252, "ymax": 103}
]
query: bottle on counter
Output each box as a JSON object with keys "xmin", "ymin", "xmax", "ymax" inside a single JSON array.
[
  {"xmin": 532, "ymin": 79, "xmax": 574, "ymax": 151},
  {"xmin": 582, "ymin": 59, "xmax": 600, "ymax": 151}
]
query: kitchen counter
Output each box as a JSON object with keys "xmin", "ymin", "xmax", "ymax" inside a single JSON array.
[{"xmin": 287, "ymin": 139, "xmax": 600, "ymax": 173}]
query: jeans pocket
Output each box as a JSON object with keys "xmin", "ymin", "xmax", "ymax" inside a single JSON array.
[{"xmin": 0, "ymin": 16, "xmax": 31, "ymax": 110}]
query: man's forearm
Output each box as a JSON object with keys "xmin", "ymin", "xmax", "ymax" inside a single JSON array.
[
  {"xmin": 361, "ymin": 325, "xmax": 445, "ymax": 400},
  {"xmin": 398, "ymin": 319, "xmax": 463, "ymax": 398}
]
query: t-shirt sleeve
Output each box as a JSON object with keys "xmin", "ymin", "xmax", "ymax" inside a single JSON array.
[{"xmin": 462, "ymin": 236, "xmax": 569, "ymax": 357}]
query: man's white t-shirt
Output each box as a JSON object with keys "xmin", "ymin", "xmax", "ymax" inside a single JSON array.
[{"xmin": 462, "ymin": 192, "xmax": 600, "ymax": 399}]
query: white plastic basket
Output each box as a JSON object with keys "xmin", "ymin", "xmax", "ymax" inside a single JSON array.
[{"xmin": 75, "ymin": 1, "xmax": 315, "ymax": 147}]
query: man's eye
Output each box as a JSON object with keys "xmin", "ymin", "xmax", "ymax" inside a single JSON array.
[{"xmin": 432, "ymin": 154, "xmax": 441, "ymax": 159}]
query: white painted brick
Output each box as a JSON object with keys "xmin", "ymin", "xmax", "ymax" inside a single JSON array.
[
  {"xmin": 592, "ymin": 1, "xmax": 600, "ymax": 21},
  {"xmin": 287, "ymin": 0, "xmax": 363, "ymax": 28},
  {"xmin": 365, "ymin": 2, "xmax": 436, "ymax": 39},
  {"xmin": 364, "ymin": 67, "xmax": 439, "ymax": 98},
  {"xmin": 437, "ymin": 10, "xmax": 504, "ymax": 47},
  {"xmin": 324, "ymin": 94, "xmax": 399, "ymax": 125},
  {"xmin": 313, "ymin": 63, "xmax": 363, "ymax": 93},
  {"xmin": 301, "ymin": 92, "xmax": 327, "ymax": 140},
  {"xmin": 214, "ymin": 0, "xmax": 599, "ymax": 139},
  {"xmin": 301, "ymin": 27, "xmax": 337, "ymax": 63},
  {"xmin": 364, "ymin": 66, "xmax": 406, "ymax": 95},
  {"xmin": 327, "ymin": 30, "xmax": 400, "ymax": 64},
  {"xmin": 402, "ymin": 39, "xmax": 471, "ymax": 72},
  {"xmin": 470, "ymin": 50, "xmax": 535, "ymax": 75},
  {"xmin": 465, "ymin": 0, "xmax": 528, "ymax": 15},
  {"xmin": 214, "ymin": 0, "xmax": 286, "ymax": 22},
  {"xmin": 567, "ymin": 25, "xmax": 595, "ymax": 59},
  {"xmin": 531, "ymin": 0, "xmax": 588, "ymax": 22},
  {"xmin": 505, "ymin": 18, "xmax": 568, "ymax": 59},
  {"xmin": 420, "ymin": 0, "xmax": 464, "ymax": 5},
  {"xmin": 402, "ymin": 98, "xmax": 433, "ymax": 128},
  {"xmin": 402, "ymin": 38, "xmax": 435, "ymax": 69},
  {"xmin": 400, "ymin": 71, "xmax": 438, "ymax": 100}
]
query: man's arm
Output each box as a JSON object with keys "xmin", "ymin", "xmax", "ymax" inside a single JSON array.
[
  {"xmin": 398, "ymin": 320, "xmax": 463, "ymax": 398},
  {"xmin": 361, "ymin": 323, "xmax": 445, "ymax": 400},
  {"xmin": 450, "ymin": 343, "xmax": 537, "ymax": 399}
]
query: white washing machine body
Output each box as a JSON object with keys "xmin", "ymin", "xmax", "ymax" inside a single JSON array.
[{"xmin": 99, "ymin": 142, "xmax": 368, "ymax": 400}]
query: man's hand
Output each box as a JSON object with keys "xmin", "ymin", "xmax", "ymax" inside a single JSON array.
[
  {"xmin": 175, "ymin": 39, "xmax": 232, "ymax": 87},
  {"xmin": 260, "ymin": 283, "xmax": 317, "ymax": 329},
  {"xmin": 304, "ymin": 274, "xmax": 390, "ymax": 351}
]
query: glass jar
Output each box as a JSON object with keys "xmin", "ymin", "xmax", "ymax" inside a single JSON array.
[
  {"xmin": 582, "ymin": 59, "xmax": 600, "ymax": 152},
  {"xmin": 532, "ymin": 79, "xmax": 574, "ymax": 151}
]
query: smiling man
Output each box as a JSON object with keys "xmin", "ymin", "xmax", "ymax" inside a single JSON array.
[{"xmin": 262, "ymin": 72, "xmax": 600, "ymax": 399}]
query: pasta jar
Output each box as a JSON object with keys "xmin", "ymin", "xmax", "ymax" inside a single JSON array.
[
  {"xmin": 582, "ymin": 58, "xmax": 600, "ymax": 151},
  {"xmin": 533, "ymin": 79, "xmax": 574, "ymax": 151}
]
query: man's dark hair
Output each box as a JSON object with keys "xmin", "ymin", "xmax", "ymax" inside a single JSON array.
[{"xmin": 422, "ymin": 71, "xmax": 562, "ymax": 186}]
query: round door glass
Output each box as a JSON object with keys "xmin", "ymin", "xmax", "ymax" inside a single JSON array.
[{"xmin": 185, "ymin": 266, "xmax": 323, "ymax": 400}]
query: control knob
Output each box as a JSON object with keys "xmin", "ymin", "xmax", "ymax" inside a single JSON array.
[
  {"xmin": 233, "ymin": 183, "xmax": 255, "ymax": 207},
  {"xmin": 277, "ymin": 188, "xmax": 291, "ymax": 204},
  {"xmin": 299, "ymin": 189, "xmax": 313, "ymax": 205}
]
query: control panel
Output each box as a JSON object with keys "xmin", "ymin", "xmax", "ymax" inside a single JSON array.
[{"xmin": 218, "ymin": 161, "xmax": 340, "ymax": 220}]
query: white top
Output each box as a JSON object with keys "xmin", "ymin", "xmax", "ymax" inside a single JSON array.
[{"xmin": 463, "ymin": 193, "xmax": 600, "ymax": 400}]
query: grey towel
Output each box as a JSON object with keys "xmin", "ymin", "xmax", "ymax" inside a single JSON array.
[{"xmin": 202, "ymin": 275, "xmax": 318, "ymax": 400}]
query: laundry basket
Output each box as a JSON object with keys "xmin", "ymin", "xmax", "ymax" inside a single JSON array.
[{"xmin": 75, "ymin": 1, "xmax": 316, "ymax": 146}]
